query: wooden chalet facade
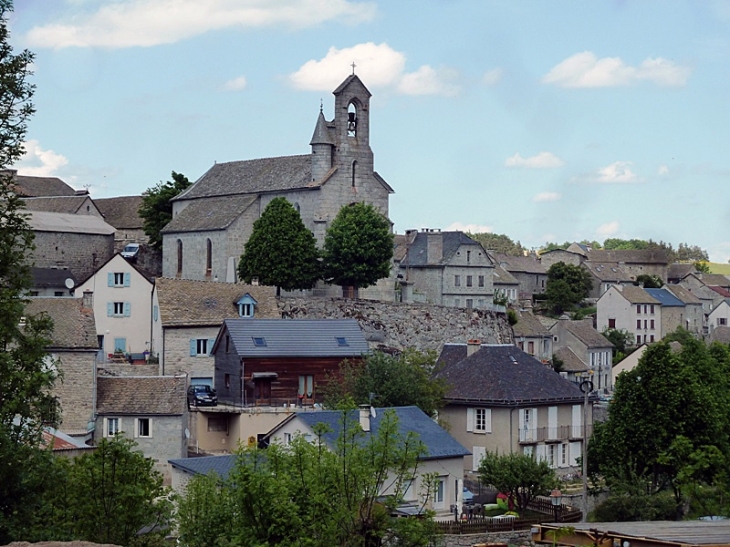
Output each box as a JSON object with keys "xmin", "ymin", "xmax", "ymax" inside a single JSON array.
[{"xmin": 212, "ymin": 319, "xmax": 369, "ymax": 407}]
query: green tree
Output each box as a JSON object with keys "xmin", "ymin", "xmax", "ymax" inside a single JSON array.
[
  {"xmin": 544, "ymin": 262, "xmax": 594, "ymax": 316},
  {"xmin": 478, "ymin": 451, "xmax": 558, "ymax": 513},
  {"xmin": 468, "ymin": 232, "xmax": 525, "ymax": 256},
  {"xmin": 540, "ymin": 241, "xmax": 571, "ymax": 253},
  {"xmin": 694, "ymin": 261, "xmax": 710, "ymax": 274},
  {"xmin": 635, "ymin": 274, "xmax": 663, "ymax": 288},
  {"xmin": 176, "ymin": 409, "xmax": 436, "ymax": 547},
  {"xmin": 602, "ymin": 328, "xmax": 634, "ymax": 360},
  {"xmin": 175, "ymin": 472, "xmax": 233, "ymax": 547},
  {"xmin": 322, "ymin": 349, "xmax": 447, "ymax": 417},
  {"xmin": 139, "ymin": 171, "xmax": 192, "ymax": 250},
  {"xmin": 237, "ymin": 197, "xmax": 320, "ymax": 295},
  {"xmin": 323, "ymin": 203, "xmax": 393, "ymax": 293}
]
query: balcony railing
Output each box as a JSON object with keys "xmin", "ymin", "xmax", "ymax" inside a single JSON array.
[{"xmin": 519, "ymin": 425, "xmax": 589, "ymax": 443}]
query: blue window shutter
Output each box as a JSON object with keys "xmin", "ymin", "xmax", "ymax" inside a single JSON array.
[
  {"xmin": 107, "ymin": 302, "xmax": 113, "ymax": 317},
  {"xmin": 208, "ymin": 339, "xmax": 215, "ymax": 355},
  {"xmin": 124, "ymin": 272, "xmax": 131, "ymax": 287},
  {"xmin": 107, "ymin": 273, "xmax": 114, "ymax": 287},
  {"xmin": 189, "ymin": 339, "xmax": 196, "ymax": 356},
  {"xmin": 124, "ymin": 302, "xmax": 131, "ymax": 317}
]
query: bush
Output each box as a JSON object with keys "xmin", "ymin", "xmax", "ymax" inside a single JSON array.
[
  {"xmin": 591, "ymin": 492, "xmax": 677, "ymax": 522},
  {"xmin": 507, "ymin": 309, "xmax": 518, "ymax": 326}
]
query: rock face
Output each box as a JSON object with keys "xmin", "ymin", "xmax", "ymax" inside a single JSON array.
[{"xmin": 278, "ymin": 297, "xmax": 513, "ymax": 353}]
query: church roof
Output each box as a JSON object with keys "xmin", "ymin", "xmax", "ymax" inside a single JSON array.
[
  {"xmin": 174, "ymin": 155, "xmax": 315, "ymax": 201},
  {"xmin": 95, "ymin": 195, "xmax": 144, "ymax": 229},
  {"xmin": 333, "ymin": 74, "xmax": 372, "ymax": 97},
  {"xmin": 161, "ymin": 194, "xmax": 258, "ymax": 234},
  {"xmin": 310, "ymin": 110, "xmax": 334, "ymax": 145}
]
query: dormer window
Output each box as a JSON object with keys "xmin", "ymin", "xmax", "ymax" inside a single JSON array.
[{"xmin": 236, "ymin": 293, "xmax": 258, "ymax": 318}]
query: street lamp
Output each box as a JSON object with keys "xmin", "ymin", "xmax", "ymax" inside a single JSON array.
[
  {"xmin": 579, "ymin": 379, "xmax": 594, "ymax": 523},
  {"xmin": 550, "ymin": 489, "xmax": 562, "ymax": 522}
]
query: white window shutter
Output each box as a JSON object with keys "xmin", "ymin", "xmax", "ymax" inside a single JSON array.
[
  {"xmin": 148, "ymin": 418, "xmax": 153, "ymax": 438},
  {"xmin": 133, "ymin": 418, "xmax": 139, "ymax": 438},
  {"xmin": 485, "ymin": 409, "xmax": 492, "ymax": 433},
  {"xmin": 103, "ymin": 417, "xmax": 108, "ymax": 437},
  {"xmin": 536, "ymin": 444, "xmax": 546, "ymax": 463},
  {"xmin": 472, "ymin": 446, "xmax": 486, "ymax": 471},
  {"xmin": 570, "ymin": 441, "xmax": 581, "ymax": 467},
  {"xmin": 466, "ymin": 408, "xmax": 475, "ymax": 432}
]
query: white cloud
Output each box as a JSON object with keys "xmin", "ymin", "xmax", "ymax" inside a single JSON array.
[
  {"xmin": 658, "ymin": 165, "xmax": 669, "ymax": 175},
  {"xmin": 289, "ymin": 42, "xmax": 460, "ymax": 96},
  {"xmin": 596, "ymin": 221, "xmax": 620, "ymax": 237},
  {"xmin": 25, "ymin": 0, "xmax": 377, "ymax": 49},
  {"xmin": 532, "ymin": 192, "xmax": 561, "ymax": 203},
  {"xmin": 16, "ymin": 140, "xmax": 68, "ymax": 176},
  {"xmin": 505, "ymin": 151, "xmax": 563, "ymax": 168},
  {"xmin": 445, "ymin": 222, "xmax": 493, "ymax": 234},
  {"xmin": 542, "ymin": 51, "xmax": 691, "ymax": 88},
  {"xmin": 595, "ymin": 161, "xmax": 642, "ymax": 183},
  {"xmin": 482, "ymin": 68, "xmax": 503, "ymax": 86},
  {"xmin": 222, "ymin": 76, "xmax": 247, "ymax": 91}
]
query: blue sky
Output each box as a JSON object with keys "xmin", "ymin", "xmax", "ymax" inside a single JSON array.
[{"xmin": 10, "ymin": 0, "xmax": 730, "ymax": 261}]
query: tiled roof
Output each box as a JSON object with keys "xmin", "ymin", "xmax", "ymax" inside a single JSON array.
[
  {"xmin": 709, "ymin": 286, "xmax": 730, "ymax": 298},
  {"xmin": 223, "ymin": 318, "xmax": 369, "ymax": 358},
  {"xmin": 23, "ymin": 196, "xmax": 91, "ymax": 214},
  {"xmin": 554, "ymin": 347, "xmax": 588, "ymax": 373},
  {"xmin": 169, "ymin": 454, "xmax": 237, "ymax": 480},
  {"xmin": 399, "ymin": 231, "xmax": 492, "ymax": 267},
  {"xmin": 435, "ymin": 344, "xmax": 584, "ymax": 405},
  {"xmin": 96, "ymin": 376, "xmax": 186, "ymax": 415},
  {"xmin": 645, "ymin": 288, "xmax": 685, "ymax": 307},
  {"xmin": 285, "ymin": 406, "xmax": 470, "ymax": 460},
  {"xmin": 512, "ymin": 310, "xmax": 550, "ymax": 337},
  {"xmin": 27, "ymin": 211, "xmax": 116, "ymax": 235},
  {"xmin": 586, "ymin": 249, "xmax": 669, "ymax": 264},
  {"xmin": 155, "ymin": 278, "xmax": 278, "ymax": 327},
  {"xmin": 490, "ymin": 253, "xmax": 546, "ymax": 275},
  {"xmin": 160, "ymin": 194, "xmax": 257, "ymax": 234},
  {"xmin": 583, "ymin": 262, "xmax": 633, "ymax": 282},
  {"xmin": 562, "ymin": 320, "xmax": 614, "ymax": 348},
  {"xmin": 616, "ymin": 285, "xmax": 660, "ymax": 304},
  {"xmin": 664, "ymin": 284, "xmax": 701, "ymax": 305},
  {"xmin": 42, "ymin": 427, "xmax": 94, "ymax": 452},
  {"xmin": 493, "ymin": 265, "xmax": 519, "ymax": 286},
  {"xmin": 175, "ymin": 155, "xmax": 315, "ymax": 201},
  {"xmin": 12, "ymin": 174, "xmax": 76, "ymax": 197},
  {"xmin": 695, "ymin": 274, "xmax": 730, "ymax": 287},
  {"xmin": 25, "ymin": 298, "xmax": 97, "ymax": 349},
  {"xmin": 31, "ymin": 267, "xmax": 77, "ymax": 288},
  {"xmin": 95, "ymin": 195, "xmax": 144, "ymax": 229},
  {"xmin": 668, "ymin": 263, "xmax": 697, "ymax": 280}
]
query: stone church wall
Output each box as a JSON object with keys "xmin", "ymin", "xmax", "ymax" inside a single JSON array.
[
  {"xmin": 277, "ymin": 297, "xmax": 513, "ymax": 353},
  {"xmin": 32, "ymin": 231, "xmax": 114, "ymax": 281}
]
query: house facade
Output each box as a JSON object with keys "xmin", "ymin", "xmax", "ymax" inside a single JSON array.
[
  {"xmin": 75, "ymin": 253, "xmax": 154, "ymax": 359},
  {"xmin": 489, "ymin": 253, "xmax": 547, "ymax": 302},
  {"xmin": 160, "ymin": 74, "xmax": 393, "ymax": 283},
  {"xmin": 549, "ymin": 319, "xmax": 614, "ymax": 392},
  {"xmin": 512, "ymin": 310, "xmax": 553, "ymax": 363},
  {"xmin": 435, "ymin": 343, "xmax": 591, "ymax": 474},
  {"xmin": 597, "ymin": 285, "xmax": 662, "ymax": 346},
  {"xmin": 708, "ymin": 300, "xmax": 730, "ymax": 334},
  {"xmin": 664, "ymin": 284, "xmax": 704, "ymax": 337}
]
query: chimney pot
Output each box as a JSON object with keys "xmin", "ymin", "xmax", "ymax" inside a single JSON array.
[{"xmin": 467, "ymin": 339, "xmax": 481, "ymax": 356}]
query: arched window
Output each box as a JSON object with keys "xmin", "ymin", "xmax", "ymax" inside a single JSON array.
[
  {"xmin": 294, "ymin": 202, "xmax": 301, "ymax": 213},
  {"xmin": 347, "ymin": 102, "xmax": 357, "ymax": 137},
  {"xmin": 351, "ymin": 161, "xmax": 357, "ymax": 187},
  {"xmin": 206, "ymin": 239, "xmax": 212, "ymax": 276},
  {"xmin": 177, "ymin": 239, "xmax": 183, "ymax": 276}
]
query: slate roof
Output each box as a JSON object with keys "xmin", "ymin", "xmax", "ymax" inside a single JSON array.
[
  {"xmin": 615, "ymin": 285, "xmax": 660, "ymax": 304},
  {"xmin": 75, "ymin": 252, "xmax": 156, "ymax": 288},
  {"xmin": 155, "ymin": 278, "xmax": 278, "ymax": 327},
  {"xmin": 161, "ymin": 194, "xmax": 257, "ymax": 234},
  {"xmin": 11, "ymin": 174, "xmax": 76, "ymax": 197},
  {"xmin": 664, "ymin": 284, "xmax": 701, "ymax": 305},
  {"xmin": 175, "ymin": 155, "xmax": 315, "ymax": 201},
  {"xmin": 276, "ymin": 406, "xmax": 470, "ymax": 461},
  {"xmin": 95, "ymin": 195, "xmax": 144, "ymax": 229},
  {"xmin": 694, "ymin": 274, "xmax": 730, "ymax": 288},
  {"xmin": 434, "ymin": 344, "xmax": 585, "ymax": 405},
  {"xmin": 23, "ymin": 196, "xmax": 92, "ymax": 214},
  {"xmin": 645, "ymin": 288, "xmax": 685, "ymax": 307},
  {"xmin": 586, "ymin": 249, "xmax": 669, "ymax": 264},
  {"xmin": 493, "ymin": 265, "xmax": 519, "ymax": 286},
  {"xmin": 27, "ymin": 211, "xmax": 116, "ymax": 235},
  {"xmin": 512, "ymin": 310, "xmax": 550, "ymax": 337},
  {"xmin": 25, "ymin": 298, "xmax": 97, "ymax": 349},
  {"xmin": 169, "ymin": 454, "xmax": 237, "ymax": 480},
  {"xmin": 42, "ymin": 427, "xmax": 94, "ymax": 452},
  {"xmin": 96, "ymin": 376, "xmax": 186, "ymax": 415},
  {"xmin": 31, "ymin": 267, "xmax": 77, "ymax": 289},
  {"xmin": 553, "ymin": 347, "xmax": 588, "ymax": 373},
  {"xmin": 490, "ymin": 253, "xmax": 546, "ymax": 275},
  {"xmin": 710, "ymin": 286, "xmax": 730, "ymax": 298},
  {"xmin": 399, "ymin": 231, "xmax": 492, "ymax": 267},
  {"xmin": 668, "ymin": 263, "xmax": 697, "ymax": 281},
  {"xmin": 562, "ymin": 320, "xmax": 613, "ymax": 348},
  {"xmin": 222, "ymin": 318, "xmax": 369, "ymax": 358},
  {"xmin": 583, "ymin": 262, "xmax": 632, "ymax": 282}
]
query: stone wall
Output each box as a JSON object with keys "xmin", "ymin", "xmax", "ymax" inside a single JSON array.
[
  {"xmin": 438, "ymin": 530, "xmax": 533, "ymax": 547},
  {"xmin": 33, "ymin": 231, "xmax": 115, "ymax": 280},
  {"xmin": 54, "ymin": 350, "xmax": 97, "ymax": 435},
  {"xmin": 278, "ymin": 297, "xmax": 513, "ymax": 353},
  {"xmin": 98, "ymin": 363, "xmax": 159, "ymax": 377}
]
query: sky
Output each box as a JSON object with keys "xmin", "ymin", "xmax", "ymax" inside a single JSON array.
[{"xmin": 9, "ymin": 0, "xmax": 730, "ymax": 262}]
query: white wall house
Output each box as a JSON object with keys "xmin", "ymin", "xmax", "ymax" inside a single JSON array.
[
  {"xmin": 597, "ymin": 285, "xmax": 662, "ymax": 346},
  {"xmin": 708, "ymin": 300, "xmax": 730, "ymax": 334}
]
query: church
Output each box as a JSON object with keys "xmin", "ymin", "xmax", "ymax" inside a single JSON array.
[{"xmin": 160, "ymin": 74, "xmax": 394, "ymax": 283}]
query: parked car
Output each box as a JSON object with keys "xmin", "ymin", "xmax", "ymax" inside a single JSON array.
[
  {"xmin": 187, "ymin": 384, "xmax": 218, "ymax": 407},
  {"xmin": 121, "ymin": 243, "xmax": 140, "ymax": 260}
]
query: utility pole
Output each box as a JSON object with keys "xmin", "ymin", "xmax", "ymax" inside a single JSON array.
[{"xmin": 579, "ymin": 378, "xmax": 593, "ymax": 523}]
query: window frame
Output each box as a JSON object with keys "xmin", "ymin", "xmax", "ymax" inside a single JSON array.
[{"xmin": 135, "ymin": 418, "xmax": 152, "ymax": 438}]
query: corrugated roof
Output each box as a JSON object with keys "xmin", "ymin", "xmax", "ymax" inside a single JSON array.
[
  {"xmin": 645, "ymin": 288, "xmax": 685, "ymax": 307},
  {"xmin": 399, "ymin": 231, "xmax": 492, "ymax": 267},
  {"xmin": 155, "ymin": 278, "xmax": 278, "ymax": 326},
  {"xmin": 28, "ymin": 211, "xmax": 115, "ymax": 235},
  {"xmin": 435, "ymin": 344, "xmax": 584, "ymax": 405},
  {"xmin": 223, "ymin": 318, "xmax": 369, "ymax": 357},
  {"xmin": 96, "ymin": 376, "xmax": 186, "ymax": 415},
  {"xmin": 161, "ymin": 194, "xmax": 258, "ymax": 234},
  {"xmin": 95, "ymin": 195, "xmax": 144, "ymax": 229},
  {"xmin": 25, "ymin": 297, "xmax": 97, "ymax": 349},
  {"xmin": 562, "ymin": 320, "xmax": 614, "ymax": 348}
]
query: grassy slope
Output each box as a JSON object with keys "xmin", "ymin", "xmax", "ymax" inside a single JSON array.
[{"xmin": 709, "ymin": 263, "xmax": 730, "ymax": 275}]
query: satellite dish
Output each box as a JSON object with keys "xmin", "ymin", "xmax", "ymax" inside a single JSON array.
[
  {"xmin": 64, "ymin": 278, "xmax": 74, "ymax": 289},
  {"xmin": 370, "ymin": 406, "xmax": 376, "ymax": 418},
  {"xmin": 184, "ymin": 428, "xmax": 190, "ymax": 439}
]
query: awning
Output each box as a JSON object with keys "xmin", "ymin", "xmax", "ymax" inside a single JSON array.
[{"xmin": 251, "ymin": 372, "xmax": 278, "ymax": 379}]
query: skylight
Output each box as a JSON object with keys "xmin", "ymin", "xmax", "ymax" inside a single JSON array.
[
  {"xmin": 335, "ymin": 337, "xmax": 348, "ymax": 347},
  {"xmin": 252, "ymin": 337, "xmax": 266, "ymax": 347}
]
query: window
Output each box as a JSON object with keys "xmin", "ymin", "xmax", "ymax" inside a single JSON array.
[
  {"xmin": 466, "ymin": 298, "xmax": 473, "ymax": 309},
  {"xmin": 205, "ymin": 239, "xmax": 212, "ymax": 275},
  {"xmin": 433, "ymin": 477, "xmax": 445, "ymax": 508},
  {"xmin": 467, "ymin": 250, "xmax": 471, "ymax": 262},
  {"xmin": 224, "ymin": 373, "xmax": 231, "ymax": 389},
  {"xmin": 454, "ymin": 275, "xmax": 461, "ymax": 287},
  {"xmin": 636, "ymin": 335, "xmax": 642, "ymax": 345},
  {"xmin": 335, "ymin": 337, "xmax": 348, "ymax": 346},
  {"xmin": 478, "ymin": 299, "xmax": 484, "ymax": 307},
  {"xmin": 650, "ymin": 304, "xmax": 655, "ymax": 314},
  {"xmin": 351, "ymin": 160, "xmax": 357, "ymax": 187},
  {"xmin": 114, "ymin": 272, "xmax": 124, "ymax": 286},
  {"xmin": 719, "ymin": 318, "xmax": 728, "ymax": 326},
  {"xmin": 190, "ymin": 338, "xmax": 214, "ymax": 356},
  {"xmin": 299, "ymin": 375, "xmax": 314, "ymax": 399},
  {"xmin": 252, "ymin": 337, "xmax": 266, "ymax": 347},
  {"xmin": 527, "ymin": 341, "xmax": 534, "ymax": 354},
  {"xmin": 637, "ymin": 305, "xmax": 641, "ymax": 314},
  {"xmin": 207, "ymin": 416, "xmax": 228, "ymax": 432},
  {"xmin": 561, "ymin": 443, "xmax": 568, "ymax": 467},
  {"xmin": 548, "ymin": 444, "xmax": 556, "ymax": 468},
  {"xmin": 237, "ymin": 294, "xmax": 257, "ymax": 318},
  {"xmin": 468, "ymin": 408, "xmax": 491, "ymax": 433},
  {"xmin": 106, "ymin": 417, "xmax": 120, "ymax": 437},
  {"xmin": 108, "ymin": 272, "xmax": 130, "ymax": 287},
  {"xmin": 650, "ymin": 319, "xmax": 655, "ymax": 329},
  {"xmin": 113, "ymin": 338, "xmax": 126, "ymax": 353},
  {"xmin": 284, "ymin": 432, "xmax": 292, "ymax": 445},
  {"xmin": 644, "ymin": 320, "xmax": 647, "ymax": 329},
  {"xmin": 225, "ymin": 335, "xmax": 230, "ymax": 353},
  {"xmin": 643, "ymin": 305, "xmax": 648, "ymax": 314},
  {"xmin": 177, "ymin": 239, "xmax": 183, "ymax": 275},
  {"xmin": 650, "ymin": 335, "xmax": 655, "ymax": 343},
  {"xmin": 347, "ymin": 102, "xmax": 357, "ymax": 137},
  {"xmin": 636, "ymin": 319, "xmax": 641, "ymax": 329},
  {"xmin": 454, "ymin": 298, "xmax": 460, "ymax": 307},
  {"xmin": 136, "ymin": 418, "xmax": 151, "ymax": 438},
  {"xmin": 108, "ymin": 301, "xmax": 131, "ymax": 317},
  {"xmin": 466, "ymin": 275, "xmax": 473, "ymax": 287},
  {"xmin": 608, "ymin": 318, "xmax": 616, "ymax": 328},
  {"xmin": 478, "ymin": 275, "xmax": 484, "ymax": 287}
]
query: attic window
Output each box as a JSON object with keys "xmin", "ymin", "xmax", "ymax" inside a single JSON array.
[
  {"xmin": 237, "ymin": 293, "xmax": 258, "ymax": 318},
  {"xmin": 252, "ymin": 337, "xmax": 266, "ymax": 347},
  {"xmin": 335, "ymin": 337, "xmax": 348, "ymax": 347}
]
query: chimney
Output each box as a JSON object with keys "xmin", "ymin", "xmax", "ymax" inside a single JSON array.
[
  {"xmin": 82, "ymin": 290, "xmax": 93, "ymax": 310},
  {"xmin": 426, "ymin": 230, "xmax": 443, "ymax": 264},
  {"xmin": 359, "ymin": 404, "xmax": 371, "ymax": 432},
  {"xmin": 467, "ymin": 339, "xmax": 481, "ymax": 357}
]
